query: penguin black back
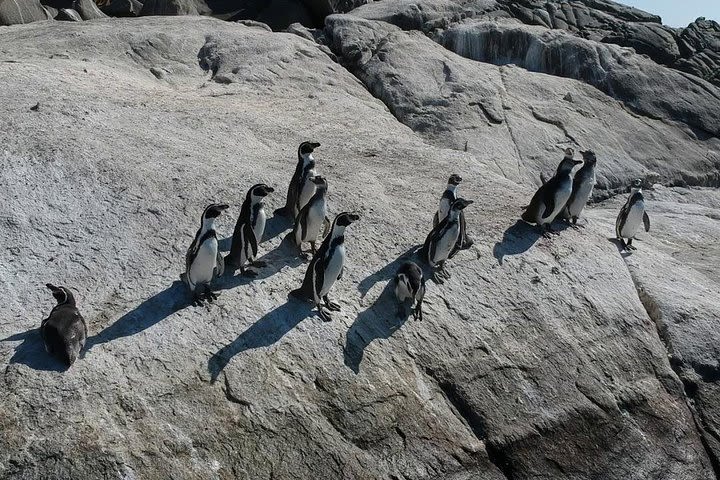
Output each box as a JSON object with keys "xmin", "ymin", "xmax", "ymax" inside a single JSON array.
[
  {"xmin": 277, "ymin": 141, "xmax": 320, "ymax": 216},
  {"xmin": 41, "ymin": 284, "xmax": 87, "ymax": 367}
]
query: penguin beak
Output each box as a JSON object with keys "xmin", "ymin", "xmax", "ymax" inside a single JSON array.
[
  {"xmin": 349, "ymin": 213, "xmax": 360, "ymax": 223},
  {"xmin": 311, "ymin": 142, "xmax": 321, "ymax": 149},
  {"xmin": 574, "ymin": 160, "xmax": 583, "ymax": 165},
  {"xmin": 265, "ymin": 186, "xmax": 275, "ymax": 194},
  {"xmin": 217, "ymin": 204, "xmax": 230, "ymax": 211},
  {"xmin": 46, "ymin": 283, "xmax": 59, "ymax": 292}
]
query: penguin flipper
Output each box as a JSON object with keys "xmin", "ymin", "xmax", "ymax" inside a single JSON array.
[
  {"xmin": 521, "ymin": 191, "xmax": 541, "ymax": 224},
  {"xmin": 244, "ymin": 222, "xmax": 258, "ymax": 260},
  {"xmin": 643, "ymin": 211, "xmax": 650, "ymax": 232},
  {"xmin": 432, "ymin": 211, "xmax": 439, "ymax": 228},
  {"xmin": 616, "ymin": 204, "xmax": 628, "ymax": 238},
  {"xmin": 540, "ymin": 185, "xmax": 557, "ymax": 221}
]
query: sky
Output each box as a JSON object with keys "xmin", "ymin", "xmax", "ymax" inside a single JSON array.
[{"xmin": 619, "ymin": 1, "xmax": 719, "ymax": 27}]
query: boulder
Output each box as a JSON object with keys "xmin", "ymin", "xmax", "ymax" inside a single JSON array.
[
  {"xmin": 56, "ymin": 7, "xmax": 82, "ymax": 20},
  {"xmin": 96, "ymin": 0, "xmax": 144, "ymax": 17},
  {"xmin": 0, "ymin": 0, "xmax": 51, "ymax": 25}
]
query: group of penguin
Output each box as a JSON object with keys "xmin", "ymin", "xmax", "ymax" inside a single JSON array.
[{"xmin": 38, "ymin": 143, "xmax": 651, "ymax": 367}]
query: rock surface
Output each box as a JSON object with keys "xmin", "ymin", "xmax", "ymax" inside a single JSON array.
[
  {"xmin": 0, "ymin": 6, "xmax": 719, "ymax": 480},
  {"xmin": 0, "ymin": 0, "xmax": 51, "ymax": 26}
]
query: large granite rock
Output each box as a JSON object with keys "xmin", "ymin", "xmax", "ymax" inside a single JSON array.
[
  {"xmin": 0, "ymin": 0, "xmax": 51, "ymax": 25},
  {"xmin": 1, "ymin": 14, "xmax": 719, "ymax": 480}
]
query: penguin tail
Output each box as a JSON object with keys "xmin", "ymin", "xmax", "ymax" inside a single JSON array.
[
  {"xmin": 43, "ymin": 325, "xmax": 74, "ymax": 366},
  {"xmin": 288, "ymin": 288, "xmax": 307, "ymax": 300}
]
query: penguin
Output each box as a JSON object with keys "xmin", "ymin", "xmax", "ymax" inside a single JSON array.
[
  {"xmin": 292, "ymin": 175, "xmax": 330, "ymax": 259},
  {"xmin": 616, "ymin": 179, "xmax": 650, "ymax": 251},
  {"xmin": 275, "ymin": 141, "xmax": 321, "ymax": 218},
  {"xmin": 182, "ymin": 203, "xmax": 229, "ymax": 305},
  {"xmin": 521, "ymin": 148, "xmax": 582, "ymax": 237},
  {"xmin": 289, "ymin": 211, "xmax": 360, "ymax": 321},
  {"xmin": 433, "ymin": 173, "xmax": 473, "ymax": 255},
  {"xmin": 41, "ymin": 284, "xmax": 87, "ymax": 367},
  {"xmin": 394, "ymin": 261, "xmax": 425, "ymax": 321},
  {"xmin": 226, "ymin": 183, "xmax": 275, "ymax": 277},
  {"xmin": 564, "ymin": 150, "xmax": 597, "ymax": 226},
  {"xmin": 422, "ymin": 198, "xmax": 474, "ymax": 284}
]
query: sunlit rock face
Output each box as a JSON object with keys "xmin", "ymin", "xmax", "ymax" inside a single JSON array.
[{"xmin": 1, "ymin": 1, "xmax": 720, "ymax": 479}]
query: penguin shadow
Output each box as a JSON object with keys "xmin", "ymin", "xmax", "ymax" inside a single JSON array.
[
  {"xmin": 207, "ymin": 299, "xmax": 312, "ymax": 382},
  {"xmin": 344, "ymin": 280, "xmax": 413, "ymax": 374},
  {"xmin": 356, "ymin": 245, "xmax": 422, "ymax": 297},
  {"xmin": 84, "ymin": 280, "xmax": 190, "ymax": 351},
  {"xmin": 492, "ymin": 220, "xmax": 571, "ymax": 265},
  {"xmin": 607, "ymin": 237, "xmax": 632, "ymax": 258},
  {"xmin": 1, "ymin": 328, "xmax": 68, "ymax": 372},
  {"xmin": 215, "ymin": 234, "xmax": 305, "ymax": 291}
]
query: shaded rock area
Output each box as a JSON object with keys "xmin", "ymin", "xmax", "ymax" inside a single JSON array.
[{"xmin": 0, "ymin": 4, "xmax": 719, "ymax": 480}]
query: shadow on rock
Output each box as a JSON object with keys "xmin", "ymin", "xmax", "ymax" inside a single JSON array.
[
  {"xmin": 85, "ymin": 280, "xmax": 190, "ymax": 351},
  {"xmin": 344, "ymin": 280, "xmax": 412, "ymax": 374},
  {"xmin": 1, "ymin": 329, "xmax": 68, "ymax": 372},
  {"xmin": 357, "ymin": 245, "xmax": 422, "ymax": 297},
  {"xmin": 208, "ymin": 299, "xmax": 312, "ymax": 382},
  {"xmin": 217, "ymin": 233, "xmax": 304, "ymax": 291},
  {"xmin": 607, "ymin": 237, "xmax": 632, "ymax": 258},
  {"xmin": 493, "ymin": 219, "xmax": 570, "ymax": 264}
]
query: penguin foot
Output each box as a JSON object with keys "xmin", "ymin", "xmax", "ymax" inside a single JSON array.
[
  {"xmin": 251, "ymin": 260, "xmax": 267, "ymax": 268},
  {"xmin": 300, "ymin": 252, "xmax": 311, "ymax": 261},
  {"xmin": 325, "ymin": 301, "xmax": 341, "ymax": 312},
  {"xmin": 192, "ymin": 296, "xmax": 205, "ymax": 307},
  {"xmin": 626, "ymin": 245, "xmax": 637, "ymax": 251},
  {"xmin": 462, "ymin": 238, "xmax": 474, "ymax": 249},
  {"xmin": 206, "ymin": 291, "xmax": 219, "ymax": 302},
  {"xmin": 318, "ymin": 308, "xmax": 332, "ymax": 322},
  {"xmin": 432, "ymin": 271, "xmax": 445, "ymax": 284},
  {"xmin": 413, "ymin": 306, "xmax": 423, "ymax": 321},
  {"xmin": 241, "ymin": 269, "xmax": 258, "ymax": 278}
]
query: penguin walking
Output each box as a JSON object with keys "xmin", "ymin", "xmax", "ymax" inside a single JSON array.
[
  {"xmin": 182, "ymin": 203, "xmax": 229, "ymax": 305},
  {"xmin": 433, "ymin": 174, "xmax": 473, "ymax": 255},
  {"xmin": 395, "ymin": 261, "xmax": 425, "ymax": 320},
  {"xmin": 275, "ymin": 141, "xmax": 321, "ymax": 218},
  {"xmin": 616, "ymin": 179, "xmax": 650, "ymax": 251},
  {"xmin": 422, "ymin": 198, "xmax": 474, "ymax": 284},
  {"xmin": 292, "ymin": 175, "xmax": 330, "ymax": 259},
  {"xmin": 226, "ymin": 184, "xmax": 275, "ymax": 277},
  {"xmin": 41, "ymin": 284, "xmax": 87, "ymax": 367},
  {"xmin": 564, "ymin": 150, "xmax": 597, "ymax": 226},
  {"xmin": 521, "ymin": 148, "xmax": 582, "ymax": 237},
  {"xmin": 289, "ymin": 212, "xmax": 360, "ymax": 321}
]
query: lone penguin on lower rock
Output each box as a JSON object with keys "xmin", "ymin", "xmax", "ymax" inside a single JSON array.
[
  {"xmin": 395, "ymin": 261, "xmax": 425, "ymax": 320},
  {"xmin": 182, "ymin": 203, "xmax": 229, "ymax": 306},
  {"xmin": 521, "ymin": 148, "xmax": 582, "ymax": 237},
  {"xmin": 276, "ymin": 141, "xmax": 321, "ymax": 218},
  {"xmin": 433, "ymin": 173, "xmax": 473, "ymax": 255},
  {"xmin": 289, "ymin": 212, "xmax": 360, "ymax": 322},
  {"xmin": 422, "ymin": 198, "xmax": 473, "ymax": 284},
  {"xmin": 563, "ymin": 150, "xmax": 597, "ymax": 226},
  {"xmin": 41, "ymin": 284, "xmax": 87, "ymax": 367},
  {"xmin": 292, "ymin": 175, "xmax": 330, "ymax": 259},
  {"xmin": 226, "ymin": 183, "xmax": 274, "ymax": 277},
  {"xmin": 616, "ymin": 179, "xmax": 650, "ymax": 252}
]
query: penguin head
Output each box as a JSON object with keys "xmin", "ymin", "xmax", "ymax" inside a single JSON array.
[
  {"xmin": 335, "ymin": 212, "xmax": 360, "ymax": 227},
  {"xmin": 298, "ymin": 141, "xmax": 321, "ymax": 157},
  {"xmin": 46, "ymin": 284, "xmax": 75, "ymax": 306},
  {"xmin": 311, "ymin": 175, "xmax": 327, "ymax": 187},
  {"xmin": 563, "ymin": 147, "xmax": 575, "ymax": 159},
  {"xmin": 248, "ymin": 183, "xmax": 274, "ymax": 200},
  {"xmin": 580, "ymin": 150, "xmax": 597, "ymax": 166},
  {"xmin": 451, "ymin": 198, "xmax": 474, "ymax": 211},
  {"xmin": 448, "ymin": 174, "xmax": 463, "ymax": 186},
  {"xmin": 630, "ymin": 178, "xmax": 643, "ymax": 193},
  {"xmin": 557, "ymin": 156, "xmax": 582, "ymax": 174},
  {"xmin": 203, "ymin": 203, "xmax": 229, "ymax": 220}
]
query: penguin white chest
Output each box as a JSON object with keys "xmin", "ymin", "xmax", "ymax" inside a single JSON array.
[
  {"xmin": 298, "ymin": 172, "xmax": 317, "ymax": 212},
  {"xmin": 621, "ymin": 201, "xmax": 645, "ymax": 239},
  {"xmin": 568, "ymin": 175, "xmax": 595, "ymax": 217},
  {"xmin": 395, "ymin": 275, "xmax": 413, "ymax": 303},
  {"xmin": 432, "ymin": 222, "xmax": 460, "ymax": 264},
  {"xmin": 190, "ymin": 237, "xmax": 218, "ymax": 287},
  {"xmin": 253, "ymin": 208, "xmax": 266, "ymax": 243},
  {"xmin": 305, "ymin": 198, "xmax": 327, "ymax": 241},
  {"xmin": 319, "ymin": 244, "xmax": 345, "ymax": 297}
]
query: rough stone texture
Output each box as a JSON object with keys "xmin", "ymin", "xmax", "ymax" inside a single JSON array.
[
  {"xmin": 139, "ymin": 0, "xmax": 210, "ymax": 16},
  {"xmin": 0, "ymin": 10, "xmax": 719, "ymax": 480},
  {"xmin": 95, "ymin": 0, "xmax": 144, "ymax": 17},
  {"xmin": 325, "ymin": 14, "xmax": 720, "ymax": 192},
  {"xmin": 0, "ymin": 0, "xmax": 51, "ymax": 26}
]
